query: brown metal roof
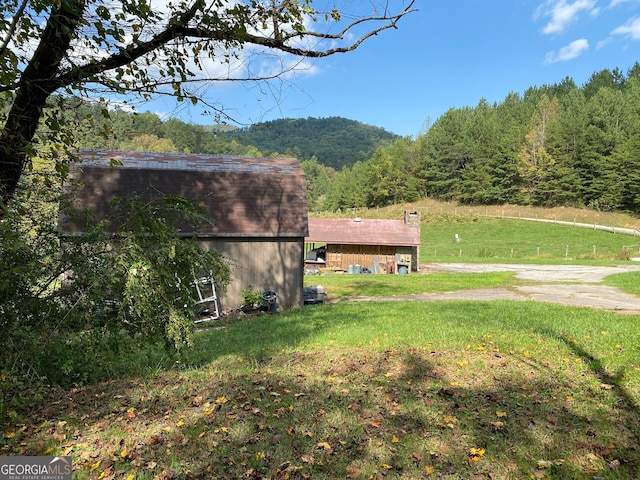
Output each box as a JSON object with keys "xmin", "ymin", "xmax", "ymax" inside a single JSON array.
[
  {"xmin": 306, "ymin": 217, "xmax": 420, "ymax": 247},
  {"xmin": 60, "ymin": 150, "xmax": 308, "ymax": 237}
]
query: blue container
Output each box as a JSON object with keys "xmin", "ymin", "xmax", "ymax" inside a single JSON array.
[
  {"xmin": 398, "ymin": 265, "xmax": 409, "ymax": 275},
  {"xmin": 354, "ymin": 264, "xmax": 361, "ymax": 274},
  {"xmin": 347, "ymin": 265, "xmax": 354, "ymax": 274}
]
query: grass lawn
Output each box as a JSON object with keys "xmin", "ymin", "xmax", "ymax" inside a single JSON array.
[
  {"xmin": 3, "ymin": 299, "xmax": 640, "ymax": 479},
  {"xmin": 420, "ymin": 217, "xmax": 640, "ymax": 263},
  {"xmin": 304, "ymin": 271, "xmax": 519, "ymax": 301},
  {"xmin": 3, "ymin": 212, "xmax": 640, "ymax": 479},
  {"xmin": 604, "ymin": 271, "xmax": 640, "ymax": 296}
]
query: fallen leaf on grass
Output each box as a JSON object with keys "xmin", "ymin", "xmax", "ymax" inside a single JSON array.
[
  {"xmin": 346, "ymin": 465, "xmax": 361, "ymax": 478},
  {"xmin": 316, "ymin": 441, "xmax": 332, "ymax": 451},
  {"xmin": 441, "ymin": 415, "xmax": 457, "ymax": 429},
  {"xmin": 274, "ymin": 462, "xmax": 303, "ymax": 477},
  {"xmin": 301, "ymin": 455, "xmax": 315, "ymax": 465},
  {"xmin": 468, "ymin": 447, "xmax": 486, "ymax": 463},
  {"xmin": 537, "ymin": 459, "xmax": 564, "ymax": 468}
]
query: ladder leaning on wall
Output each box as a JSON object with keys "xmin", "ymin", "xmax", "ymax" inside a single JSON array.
[{"xmin": 192, "ymin": 272, "xmax": 220, "ymax": 323}]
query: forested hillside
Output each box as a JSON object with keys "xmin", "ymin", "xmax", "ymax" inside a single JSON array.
[
  {"xmin": 317, "ymin": 64, "xmax": 640, "ymax": 215},
  {"xmin": 223, "ymin": 117, "xmax": 399, "ymax": 169},
  {"xmin": 67, "ymin": 63, "xmax": 640, "ymax": 215},
  {"xmin": 70, "ymin": 107, "xmax": 397, "ymax": 170}
]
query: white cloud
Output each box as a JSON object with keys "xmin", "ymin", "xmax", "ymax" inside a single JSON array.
[
  {"xmin": 611, "ymin": 16, "xmax": 640, "ymax": 39},
  {"xmin": 607, "ymin": 0, "xmax": 640, "ymax": 7},
  {"xmin": 535, "ymin": 0, "xmax": 598, "ymax": 34},
  {"xmin": 544, "ymin": 38, "xmax": 589, "ymax": 63}
]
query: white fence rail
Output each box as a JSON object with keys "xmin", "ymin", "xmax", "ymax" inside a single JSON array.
[{"xmin": 500, "ymin": 216, "xmax": 640, "ymax": 237}]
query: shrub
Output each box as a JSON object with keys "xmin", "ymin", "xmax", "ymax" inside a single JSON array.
[{"xmin": 1, "ymin": 192, "xmax": 230, "ymax": 388}]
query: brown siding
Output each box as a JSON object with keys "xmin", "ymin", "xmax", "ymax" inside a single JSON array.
[
  {"xmin": 197, "ymin": 238, "xmax": 304, "ymax": 311},
  {"xmin": 326, "ymin": 244, "xmax": 407, "ymax": 272}
]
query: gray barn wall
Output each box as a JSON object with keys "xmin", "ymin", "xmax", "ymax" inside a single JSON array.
[{"xmin": 197, "ymin": 237, "xmax": 304, "ymax": 311}]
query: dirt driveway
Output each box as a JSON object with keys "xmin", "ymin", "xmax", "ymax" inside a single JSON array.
[{"xmin": 349, "ymin": 263, "xmax": 640, "ymax": 314}]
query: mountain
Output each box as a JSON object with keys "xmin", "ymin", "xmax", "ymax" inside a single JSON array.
[{"xmin": 223, "ymin": 116, "xmax": 400, "ymax": 169}]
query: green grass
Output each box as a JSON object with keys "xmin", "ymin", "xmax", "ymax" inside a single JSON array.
[
  {"xmin": 304, "ymin": 271, "xmax": 518, "ymax": 300},
  {"xmin": 4, "ymin": 300, "xmax": 640, "ymax": 479},
  {"xmin": 421, "ymin": 217, "xmax": 640, "ymax": 263},
  {"xmin": 605, "ymin": 271, "xmax": 640, "ymax": 296},
  {"xmin": 5, "ymin": 209, "xmax": 640, "ymax": 479}
]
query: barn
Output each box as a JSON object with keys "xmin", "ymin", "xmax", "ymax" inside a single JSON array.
[
  {"xmin": 59, "ymin": 150, "xmax": 308, "ymax": 311},
  {"xmin": 305, "ymin": 212, "xmax": 421, "ymax": 274}
]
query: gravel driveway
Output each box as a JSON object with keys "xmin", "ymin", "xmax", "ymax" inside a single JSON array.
[{"xmin": 348, "ymin": 263, "xmax": 640, "ymax": 314}]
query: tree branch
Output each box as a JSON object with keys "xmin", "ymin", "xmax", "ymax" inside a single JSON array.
[
  {"xmin": 58, "ymin": 1, "xmax": 417, "ymax": 87},
  {"xmin": 0, "ymin": 0, "xmax": 29, "ymax": 56}
]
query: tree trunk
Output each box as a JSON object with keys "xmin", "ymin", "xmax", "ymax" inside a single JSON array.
[{"xmin": 0, "ymin": 0, "xmax": 85, "ymax": 204}]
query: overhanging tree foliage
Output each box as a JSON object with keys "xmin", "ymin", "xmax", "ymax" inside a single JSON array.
[{"xmin": 0, "ymin": 0, "xmax": 416, "ymax": 204}]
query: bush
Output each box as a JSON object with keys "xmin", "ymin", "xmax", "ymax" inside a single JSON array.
[
  {"xmin": 615, "ymin": 247, "xmax": 632, "ymax": 261},
  {"xmin": 1, "ymin": 191, "xmax": 230, "ymax": 389}
]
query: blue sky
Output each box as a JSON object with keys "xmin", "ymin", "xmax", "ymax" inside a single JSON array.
[{"xmin": 148, "ymin": 0, "xmax": 640, "ymax": 138}]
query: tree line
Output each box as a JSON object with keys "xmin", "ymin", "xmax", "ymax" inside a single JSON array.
[
  {"xmin": 68, "ymin": 63, "xmax": 640, "ymax": 215},
  {"xmin": 316, "ymin": 64, "xmax": 640, "ymax": 215},
  {"xmin": 67, "ymin": 102, "xmax": 398, "ymax": 167}
]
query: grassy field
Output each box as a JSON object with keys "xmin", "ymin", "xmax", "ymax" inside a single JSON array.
[
  {"xmin": 3, "ymin": 300, "xmax": 639, "ymax": 479},
  {"xmin": 333, "ymin": 198, "xmax": 640, "ymax": 231},
  {"xmin": 604, "ymin": 271, "xmax": 640, "ymax": 296},
  {"xmin": 3, "ymin": 202, "xmax": 640, "ymax": 479},
  {"xmin": 420, "ymin": 217, "xmax": 640, "ymax": 263},
  {"xmin": 303, "ymin": 271, "xmax": 519, "ymax": 301},
  {"xmin": 323, "ymin": 198, "xmax": 640, "ymax": 263}
]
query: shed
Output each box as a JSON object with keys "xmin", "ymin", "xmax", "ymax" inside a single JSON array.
[
  {"xmin": 59, "ymin": 150, "xmax": 308, "ymax": 311},
  {"xmin": 305, "ymin": 212, "xmax": 421, "ymax": 274}
]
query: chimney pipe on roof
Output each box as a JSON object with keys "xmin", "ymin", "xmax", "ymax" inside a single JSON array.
[{"xmin": 404, "ymin": 210, "xmax": 420, "ymax": 229}]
